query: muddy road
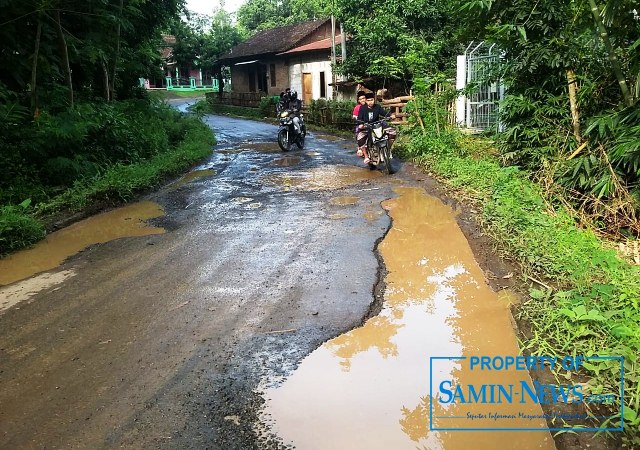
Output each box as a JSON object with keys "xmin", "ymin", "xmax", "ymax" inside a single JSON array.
[{"xmin": 0, "ymin": 110, "xmax": 555, "ymax": 449}]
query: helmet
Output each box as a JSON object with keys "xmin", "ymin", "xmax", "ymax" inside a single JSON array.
[{"xmin": 289, "ymin": 90, "xmax": 298, "ymax": 102}]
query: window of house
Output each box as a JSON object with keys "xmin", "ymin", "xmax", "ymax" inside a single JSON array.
[
  {"xmin": 270, "ymin": 64, "xmax": 276, "ymax": 87},
  {"xmin": 258, "ymin": 65, "xmax": 267, "ymax": 92},
  {"xmin": 319, "ymin": 71, "xmax": 326, "ymax": 98}
]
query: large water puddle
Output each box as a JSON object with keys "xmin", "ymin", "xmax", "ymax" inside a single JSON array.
[
  {"xmin": 272, "ymin": 156, "xmax": 302, "ymax": 167},
  {"xmin": 259, "ymin": 187, "xmax": 555, "ymax": 449},
  {"xmin": 0, "ymin": 201, "xmax": 165, "ymax": 287},
  {"xmin": 329, "ymin": 196, "xmax": 360, "ymax": 206},
  {"xmin": 263, "ymin": 165, "xmax": 382, "ymax": 191},
  {"xmin": 168, "ymin": 168, "xmax": 215, "ymax": 190}
]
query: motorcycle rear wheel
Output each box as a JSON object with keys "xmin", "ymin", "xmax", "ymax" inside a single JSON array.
[{"xmin": 277, "ymin": 129, "xmax": 291, "ymax": 152}]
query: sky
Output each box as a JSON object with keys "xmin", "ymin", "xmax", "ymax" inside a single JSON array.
[{"xmin": 186, "ymin": 0, "xmax": 245, "ymax": 15}]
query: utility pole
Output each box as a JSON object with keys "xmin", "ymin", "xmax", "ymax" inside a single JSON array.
[
  {"xmin": 331, "ymin": 14, "xmax": 336, "ymax": 99},
  {"xmin": 340, "ymin": 22, "xmax": 346, "ymax": 65}
]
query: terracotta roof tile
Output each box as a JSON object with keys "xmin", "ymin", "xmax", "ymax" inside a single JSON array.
[
  {"xmin": 277, "ymin": 35, "xmax": 342, "ymax": 55},
  {"xmin": 218, "ymin": 19, "xmax": 330, "ymax": 63}
]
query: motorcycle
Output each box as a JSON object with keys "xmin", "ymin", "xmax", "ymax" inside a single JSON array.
[
  {"xmin": 277, "ymin": 109, "xmax": 306, "ymax": 152},
  {"xmin": 358, "ymin": 120, "xmax": 394, "ymax": 174}
]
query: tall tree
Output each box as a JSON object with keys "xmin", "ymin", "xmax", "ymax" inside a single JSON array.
[
  {"xmin": 236, "ymin": 0, "xmax": 329, "ymax": 33},
  {"xmin": 201, "ymin": 8, "xmax": 245, "ymax": 96},
  {"xmin": 336, "ymin": 0, "xmax": 464, "ymax": 88},
  {"xmin": 54, "ymin": 8, "xmax": 73, "ymax": 107},
  {"xmin": 0, "ymin": 0, "xmax": 186, "ymax": 105}
]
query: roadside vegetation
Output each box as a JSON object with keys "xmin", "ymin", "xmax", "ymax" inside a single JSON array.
[
  {"xmin": 0, "ymin": 96, "xmax": 214, "ymax": 256},
  {"xmin": 0, "ymin": 2, "xmax": 216, "ymax": 256}
]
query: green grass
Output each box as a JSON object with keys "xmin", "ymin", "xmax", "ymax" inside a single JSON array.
[
  {"xmin": 0, "ymin": 202, "xmax": 45, "ymax": 255},
  {"xmin": 164, "ymin": 90, "xmax": 212, "ymax": 98},
  {"xmin": 36, "ymin": 121, "xmax": 214, "ymax": 219},
  {"xmin": 399, "ymin": 127, "xmax": 640, "ymax": 445}
]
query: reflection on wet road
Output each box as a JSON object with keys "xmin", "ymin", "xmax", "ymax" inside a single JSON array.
[{"xmin": 260, "ymin": 187, "xmax": 555, "ymax": 449}]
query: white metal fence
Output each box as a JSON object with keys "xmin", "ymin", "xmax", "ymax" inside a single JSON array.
[{"xmin": 456, "ymin": 41, "xmax": 504, "ymax": 132}]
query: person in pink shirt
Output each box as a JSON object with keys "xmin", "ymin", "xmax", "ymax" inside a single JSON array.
[{"xmin": 352, "ymin": 91, "xmax": 367, "ymax": 157}]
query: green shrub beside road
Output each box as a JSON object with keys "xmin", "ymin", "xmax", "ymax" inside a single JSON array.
[
  {"xmin": 0, "ymin": 99, "xmax": 214, "ymax": 256},
  {"xmin": 0, "ymin": 201, "xmax": 45, "ymax": 255},
  {"xmin": 35, "ymin": 121, "xmax": 213, "ymax": 217}
]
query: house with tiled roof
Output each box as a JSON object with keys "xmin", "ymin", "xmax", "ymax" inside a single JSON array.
[{"xmin": 217, "ymin": 18, "xmax": 344, "ymax": 102}]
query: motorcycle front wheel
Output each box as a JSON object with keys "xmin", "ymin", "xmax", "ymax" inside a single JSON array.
[
  {"xmin": 296, "ymin": 130, "xmax": 305, "ymax": 149},
  {"xmin": 277, "ymin": 129, "xmax": 291, "ymax": 152},
  {"xmin": 381, "ymin": 143, "xmax": 393, "ymax": 174}
]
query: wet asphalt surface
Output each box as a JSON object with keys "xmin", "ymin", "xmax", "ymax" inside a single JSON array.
[{"xmin": 0, "ymin": 103, "xmax": 418, "ymax": 449}]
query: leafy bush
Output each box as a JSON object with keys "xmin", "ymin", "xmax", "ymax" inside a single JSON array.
[
  {"xmin": 0, "ymin": 93, "xmax": 214, "ymax": 254},
  {"xmin": 36, "ymin": 119, "xmax": 214, "ymax": 217},
  {"xmin": 259, "ymin": 96, "xmax": 278, "ymax": 117},
  {"xmin": 0, "ymin": 201, "xmax": 45, "ymax": 255},
  {"xmin": 0, "ymin": 98, "xmax": 196, "ymax": 201}
]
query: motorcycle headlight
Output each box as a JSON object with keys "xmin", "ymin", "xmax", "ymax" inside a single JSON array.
[
  {"xmin": 280, "ymin": 111, "xmax": 289, "ymax": 118},
  {"xmin": 373, "ymin": 127, "xmax": 384, "ymax": 139}
]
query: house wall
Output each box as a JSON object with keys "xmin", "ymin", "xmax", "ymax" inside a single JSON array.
[
  {"xmin": 261, "ymin": 58, "xmax": 290, "ymax": 96},
  {"xmin": 231, "ymin": 69, "xmax": 250, "ymax": 92},
  {"xmin": 231, "ymin": 61, "xmax": 290, "ymax": 95},
  {"xmin": 188, "ymin": 68, "xmax": 202, "ymax": 85},
  {"xmin": 288, "ymin": 52, "xmax": 339, "ymax": 102},
  {"xmin": 298, "ymin": 22, "xmax": 334, "ymax": 46}
]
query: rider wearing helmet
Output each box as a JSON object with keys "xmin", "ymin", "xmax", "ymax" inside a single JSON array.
[{"xmin": 286, "ymin": 89, "xmax": 303, "ymax": 134}]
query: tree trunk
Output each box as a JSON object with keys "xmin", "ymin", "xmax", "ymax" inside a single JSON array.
[
  {"xmin": 55, "ymin": 9, "xmax": 73, "ymax": 108},
  {"xmin": 102, "ymin": 60, "xmax": 110, "ymax": 101},
  {"xmin": 588, "ymin": 0, "xmax": 634, "ymax": 107},
  {"xmin": 109, "ymin": 0, "xmax": 124, "ymax": 101},
  {"xmin": 217, "ymin": 67, "xmax": 224, "ymax": 100},
  {"xmin": 566, "ymin": 68, "xmax": 581, "ymax": 143},
  {"xmin": 31, "ymin": 12, "xmax": 43, "ymax": 115},
  {"xmin": 434, "ymin": 100, "xmax": 440, "ymax": 135}
]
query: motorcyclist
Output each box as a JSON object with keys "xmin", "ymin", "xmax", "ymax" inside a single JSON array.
[
  {"xmin": 276, "ymin": 88, "xmax": 291, "ymax": 113},
  {"xmin": 356, "ymin": 92, "xmax": 396, "ymax": 165},
  {"xmin": 285, "ymin": 90, "xmax": 303, "ymax": 135},
  {"xmin": 352, "ymin": 91, "xmax": 367, "ymax": 157}
]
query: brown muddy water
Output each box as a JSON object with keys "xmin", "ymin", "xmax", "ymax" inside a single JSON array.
[
  {"xmin": 272, "ymin": 156, "xmax": 302, "ymax": 167},
  {"xmin": 0, "ymin": 201, "xmax": 165, "ymax": 287},
  {"xmin": 260, "ymin": 187, "xmax": 555, "ymax": 449},
  {"xmin": 329, "ymin": 196, "xmax": 360, "ymax": 206},
  {"xmin": 364, "ymin": 208, "xmax": 385, "ymax": 222},
  {"xmin": 169, "ymin": 168, "xmax": 215, "ymax": 190},
  {"xmin": 264, "ymin": 165, "xmax": 382, "ymax": 191}
]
